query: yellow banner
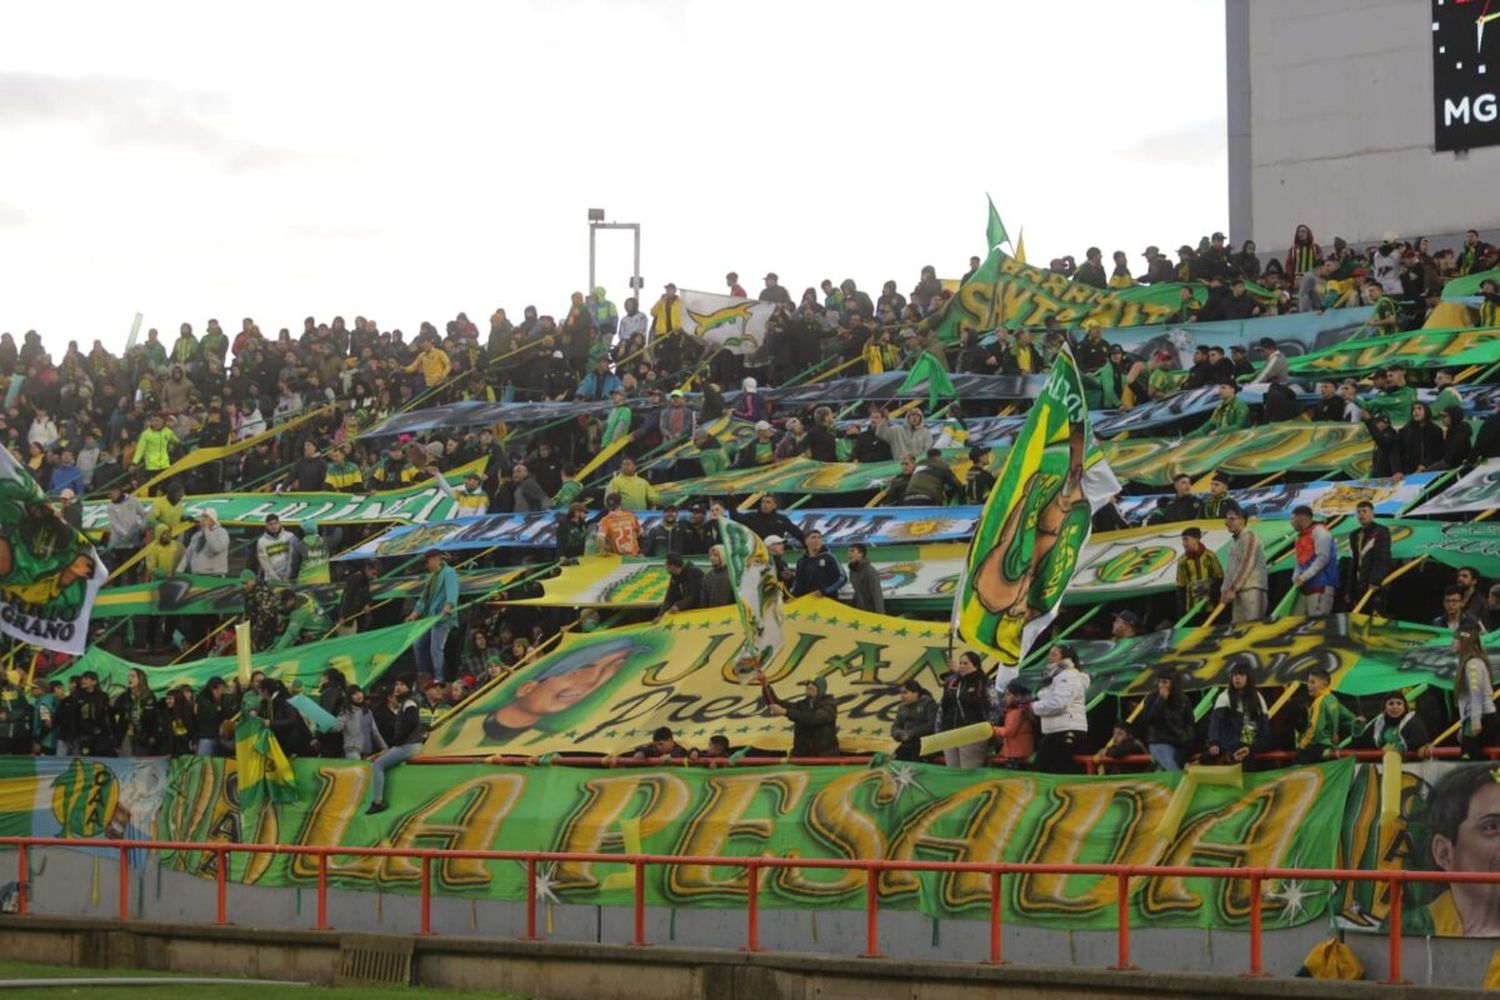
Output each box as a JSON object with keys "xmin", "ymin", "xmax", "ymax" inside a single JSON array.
[{"xmin": 422, "ymin": 597, "xmax": 949, "ymax": 758}]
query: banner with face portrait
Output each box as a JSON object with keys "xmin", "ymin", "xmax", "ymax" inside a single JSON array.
[
  {"xmin": 1339, "ymin": 760, "xmax": 1500, "ymax": 937},
  {"xmin": 422, "ymin": 597, "xmax": 952, "ymax": 758},
  {"xmin": 0, "ymin": 447, "xmax": 108, "ymax": 654}
]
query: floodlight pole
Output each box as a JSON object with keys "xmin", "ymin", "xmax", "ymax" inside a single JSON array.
[{"xmin": 587, "ymin": 209, "xmax": 643, "ymax": 304}]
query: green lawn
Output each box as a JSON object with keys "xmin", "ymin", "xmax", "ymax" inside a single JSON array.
[{"xmin": 0, "ymin": 961, "xmax": 532, "ymax": 1000}]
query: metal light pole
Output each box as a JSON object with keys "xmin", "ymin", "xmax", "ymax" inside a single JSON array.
[{"xmin": 588, "ymin": 208, "xmax": 642, "ymax": 302}]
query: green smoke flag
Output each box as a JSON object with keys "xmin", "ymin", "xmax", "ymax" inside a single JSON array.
[
  {"xmin": 898, "ymin": 350, "xmax": 956, "ymax": 409},
  {"xmin": 954, "ymin": 344, "xmax": 1121, "ymax": 665},
  {"xmin": 986, "ymin": 195, "xmax": 1009, "ymax": 252}
]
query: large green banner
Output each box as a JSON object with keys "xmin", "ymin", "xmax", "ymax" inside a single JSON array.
[
  {"xmin": 80, "ymin": 474, "xmax": 479, "ymax": 533},
  {"xmin": 660, "ymin": 423, "xmax": 1373, "ymax": 499},
  {"xmin": 932, "ymin": 251, "xmax": 1190, "ymax": 339},
  {"xmin": 91, "ymin": 568, "xmax": 521, "ymax": 619},
  {"xmin": 50, "ymin": 616, "xmax": 438, "ymax": 695},
  {"xmin": 1287, "ymin": 328, "xmax": 1500, "ymax": 377},
  {"xmin": 150, "ymin": 754, "xmax": 1352, "ymax": 930}
]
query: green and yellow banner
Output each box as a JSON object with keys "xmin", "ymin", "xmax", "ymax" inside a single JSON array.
[
  {"xmin": 50, "ymin": 616, "xmax": 438, "ymax": 695},
  {"xmin": 1287, "ymin": 327, "xmax": 1500, "ymax": 377},
  {"xmin": 143, "ymin": 754, "xmax": 1352, "ymax": 931},
  {"xmin": 956, "ymin": 345, "xmax": 1119, "ymax": 664},
  {"xmin": 657, "ymin": 423, "xmax": 1376, "ymax": 499},
  {"xmin": 423, "ymin": 597, "xmax": 947, "ymax": 758},
  {"xmin": 933, "ymin": 251, "xmax": 1189, "ymax": 338}
]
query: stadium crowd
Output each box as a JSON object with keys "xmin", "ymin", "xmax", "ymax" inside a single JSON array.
[{"xmin": 0, "ymin": 222, "xmax": 1497, "ymax": 781}]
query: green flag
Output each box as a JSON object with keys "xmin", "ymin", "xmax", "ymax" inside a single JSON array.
[
  {"xmin": 986, "ymin": 195, "xmax": 1009, "ymax": 252},
  {"xmin": 954, "ymin": 344, "xmax": 1120, "ymax": 665},
  {"xmin": 897, "ymin": 350, "xmax": 956, "ymax": 408}
]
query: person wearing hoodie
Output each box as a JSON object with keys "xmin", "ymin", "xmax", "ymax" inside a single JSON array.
[
  {"xmin": 587, "ymin": 287, "xmax": 618, "ymax": 339},
  {"xmin": 104, "ymin": 482, "xmax": 150, "ymax": 578},
  {"xmin": 1031, "ymin": 644, "xmax": 1091, "ymax": 773},
  {"xmin": 336, "ymin": 685, "xmax": 388, "ymax": 760},
  {"xmin": 256, "ymin": 514, "xmax": 305, "ymax": 583},
  {"xmin": 1139, "ymin": 669, "xmax": 1196, "ymax": 771},
  {"xmin": 768, "ymin": 674, "xmax": 839, "ymax": 757},
  {"xmin": 936, "ymin": 650, "xmax": 996, "ymax": 768},
  {"xmin": 178, "ymin": 509, "xmax": 230, "ymax": 576},
  {"xmin": 890, "ymin": 679, "xmax": 937, "ymax": 761},
  {"xmin": 1436, "ymin": 405, "xmax": 1472, "ymax": 471},
  {"xmin": 996, "ymin": 680, "xmax": 1036, "ymax": 768},
  {"xmin": 872, "ymin": 407, "xmax": 934, "ymax": 461}
]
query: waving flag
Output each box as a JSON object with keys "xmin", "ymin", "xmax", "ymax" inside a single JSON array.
[
  {"xmin": 953, "ymin": 343, "xmax": 1120, "ymax": 665},
  {"xmin": 716, "ymin": 516, "xmax": 784, "ymax": 673},
  {"xmin": 897, "ymin": 350, "xmax": 957, "ymax": 408},
  {"xmin": 679, "ymin": 289, "xmax": 775, "ymax": 356}
]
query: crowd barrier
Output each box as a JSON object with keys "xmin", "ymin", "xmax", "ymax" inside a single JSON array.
[{"xmin": 3, "ymin": 834, "xmax": 1490, "ymax": 985}]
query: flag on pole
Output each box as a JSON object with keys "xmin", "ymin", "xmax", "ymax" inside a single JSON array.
[
  {"xmin": 715, "ymin": 516, "xmax": 784, "ymax": 675},
  {"xmin": 953, "ymin": 343, "xmax": 1120, "ymax": 665},
  {"xmin": 1014, "ymin": 227, "xmax": 1027, "ymax": 265},
  {"xmin": 986, "ymin": 195, "xmax": 1009, "ymax": 253},
  {"xmin": 897, "ymin": 350, "xmax": 957, "ymax": 409}
]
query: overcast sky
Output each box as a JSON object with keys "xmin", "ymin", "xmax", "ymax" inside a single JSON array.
[{"xmin": 0, "ymin": 0, "xmax": 1228, "ymax": 353}]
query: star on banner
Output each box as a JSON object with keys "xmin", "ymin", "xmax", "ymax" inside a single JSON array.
[{"xmin": 885, "ymin": 763, "xmax": 932, "ymax": 806}]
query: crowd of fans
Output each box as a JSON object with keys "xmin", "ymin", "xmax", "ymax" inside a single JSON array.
[{"xmin": 0, "ymin": 221, "xmax": 1496, "ymax": 776}]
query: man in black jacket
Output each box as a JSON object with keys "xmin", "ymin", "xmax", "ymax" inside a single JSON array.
[
  {"xmin": 1365, "ymin": 414, "xmax": 1402, "ymax": 478},
  {"xmin": 1346, "ymin": 501, "xmax": 1393, "ymax": 613},
  {"xmin": 767, "ymin": 674, "xmax": 839, "ymax": 757},
  {"xmin": 792, "ymin": 530, "xmax": 845, "ymax": 597},
  {"xmin": 736, "ymin": 494, "xmax": 805, "ymax": 546},
  {"xmin": 74, "ymin": 671, "xmax": 114, "ymax": 756},
  {"xmin": 367, "ymin": 677, "xmax": 424, "ymax": 814},
  {"xmin": 903, "ymin": 449, "xmax": 963, "ymax": 506},
  {"xmin": 658, "ymin": 553, "xmax": 705, "ymax": 617},
  {"xmin": 1157, "ymin": 475, "xmax": 1202, "ymax": 523},
  {"xmin": 644, "ymin": 505, "xmax": 687, "ymax": 557}
]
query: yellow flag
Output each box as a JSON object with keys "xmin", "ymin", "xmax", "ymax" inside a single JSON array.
[{"xmin": 1014, "ymin": 227, "xmax": 1027, "ymax": 265}]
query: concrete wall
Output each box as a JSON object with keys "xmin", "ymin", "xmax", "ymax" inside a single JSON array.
[
  {"xmin": 5, "ymin": 845, "xmax": 1500, "ymax": 991},
  {"xmin": 1226, "ymin": 0, "xmax": 1500, "ymax": 254}
]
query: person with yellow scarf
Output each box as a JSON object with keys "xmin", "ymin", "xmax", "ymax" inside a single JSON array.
[{"xmin": 1294, "ymin": 668, "xmax": 1361, "ymax": 763}]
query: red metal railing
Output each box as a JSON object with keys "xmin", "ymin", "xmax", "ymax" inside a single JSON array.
[{"xmin": 3, "ymin": 835, "xmax": 1490, "ymax": 984}]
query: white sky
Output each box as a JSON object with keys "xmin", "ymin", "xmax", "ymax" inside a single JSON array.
[{"xmin": 0, "ymin": 0, "xmax": 1228, "ymax": 353}]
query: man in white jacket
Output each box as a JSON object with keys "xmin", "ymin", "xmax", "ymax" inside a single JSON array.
[
  {"xmin": 256, "ymin": 515, "xmax": 304, "ymax": 582},
  {"xmin": 1030, "ymin": 645, "xmax": 1091, "ymax": 773}
]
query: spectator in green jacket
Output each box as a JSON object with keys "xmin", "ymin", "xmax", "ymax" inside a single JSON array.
[
  {"xmin": 275, "ymin": 590, "xmax": 332, "ymax": 650},
  {"xmin": 1191, "ymin": 381, "xmax": 1250, "ymax": 437}
]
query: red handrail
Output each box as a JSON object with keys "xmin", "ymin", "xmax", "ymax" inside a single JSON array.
[{"xmin": 0, "ymin": 835, "xmax": 1463, "ymax": 984}]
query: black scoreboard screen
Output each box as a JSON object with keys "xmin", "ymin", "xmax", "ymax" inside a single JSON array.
[{"xmin": 1433, "ymin": 0, "xmax": 1500, "ymax": 151}]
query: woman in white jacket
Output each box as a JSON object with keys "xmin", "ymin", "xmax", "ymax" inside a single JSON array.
[{"xmin": 1030, "ymin": 645, "xmax": 1092, "ymax": 773}]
